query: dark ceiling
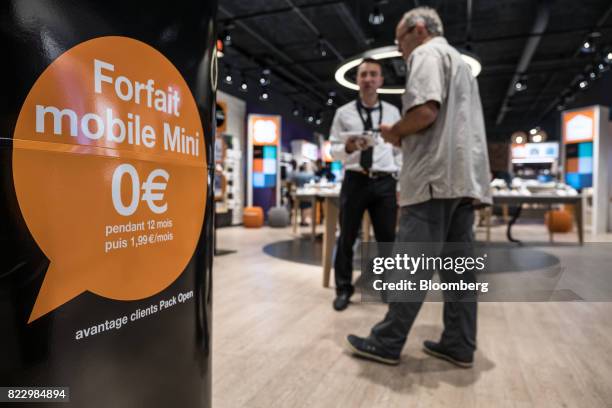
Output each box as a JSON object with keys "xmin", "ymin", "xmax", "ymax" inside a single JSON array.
[{"xmin": 217, "ymin": 0, "xmax": 612, "ymax": 140}]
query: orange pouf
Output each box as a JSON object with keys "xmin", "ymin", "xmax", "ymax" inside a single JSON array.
[
  {"xmin": 545, "ymin": 209, "xmax": 573, "ymax": 233},
  {"xmin": 243, "ymin": 206, "xmax": 264, "ymax": 228}
]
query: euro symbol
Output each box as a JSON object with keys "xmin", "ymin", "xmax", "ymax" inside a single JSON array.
[{"xmin": 141, "ymin": 168, "xmax": 169, "ymax": 214}]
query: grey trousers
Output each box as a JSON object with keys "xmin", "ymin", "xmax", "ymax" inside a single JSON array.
[{"xmin": 369, "ymin": 198, "xmax": 477, "ymax": 359}]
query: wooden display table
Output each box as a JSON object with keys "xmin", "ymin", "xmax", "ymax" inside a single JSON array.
[{"xmin": 487, "ymin": 193, "xmax": 583, "ymax": 245}]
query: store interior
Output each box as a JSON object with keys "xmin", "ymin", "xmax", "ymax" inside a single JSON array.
[
  {"xmin": 212, "ymin": 1, "xmax": 612, "ymax": 407},
  {"xmin": 5, "ymin": 0, "xmax": 612, "ymax": 407}
]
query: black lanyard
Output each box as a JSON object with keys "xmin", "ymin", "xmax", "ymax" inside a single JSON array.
[{"xmin": 355, "ymin": 100, "xmax": 383, "ymax": 131}]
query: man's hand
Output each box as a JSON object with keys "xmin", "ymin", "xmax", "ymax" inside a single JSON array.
[
  {"xmin": 381, "ymin": 124, "xmax": 400, "ymax": 147},
  {"xmin": 384, "ymin": 101, "xmax": 439, "ymax": 144},
  {"xmin": 345, "ymin": 136, "xmax": 369, "ymax": 153}
]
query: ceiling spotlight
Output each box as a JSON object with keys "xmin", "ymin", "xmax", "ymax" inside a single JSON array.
[
  {"xmin": 581, "ymin": 32, "xmax": 601, "ymax": 54},
  {"xmin": 557, "ymin": 92, "xmax": 574, "ymax": 111},
  {"xmin": 317, "ymin": 37, "xmax": 327, "ymax": 58},
  {"xmin": 326, "ymin": 91, "xmax": 336, "ymax": 106},
  {"xmin": 606, "ymin": 51, "xmax": 612, "ymax": 63},
  {"xmin": 578, "ymin": 79, "xmax": 589, "ymax": 89},
  {"xmin": 223, "ymin": 65, "xmax": 233, "ymax": 85},
  {"xmin": 306, "ymin": 111, "xmax": 314, "ymax": 123},
  {"xmin": 292, "ymin": 104, "xmax": 300, "ymax": 116},
  {"xmin": 511, "ymin": 131, "xmax": 527, "ymax": 145},
  {"xmin": 581, "ymin": 40, "xmax": 592, "ymax": 52},
  {"xmin": 596, "ymin": 62, "xmax": 609, "ymax": 74},
  {"xmin": 222, "ymin": 30, "xmax": 232, "ymax": 47},
  {"xmin": 529, "ymin": 127, "xmax": 539, "ymax": 135},
  {"xmin": 222, "ymin": 21, "xmax": 235, "ymax": 47},
  {"xmin": 562, "ymin": 91, "xmax": 575, "ymax": 104},
  {"xmin": 259, "ymin": 68, "xmax": 271, "ymax": 86},
  {"xmin": 239, "ymin": 76, "xmax": 248, "ymax": 92},
  {"xmin": 514, "ymin": 80, "xmax": 527, "ymax": 92},
  {"xmin": 530, "ymin": 129, "xmax": 547, "ymax": 143},
  {"xmin": 588, "ymin": 70, "xmax": 598, "ymax": 80},
  {"xmin": 368, "ymin": 5, "xmax": 384, "ymax": 26},
  {"xmin": 514, "ymin": 74, "xmax": 528, "ymax": 92},
  {"xmin": 315, "ymin": 112, "xmax": 322, "ymax": 125},
  {"xmin": 259, "ymin": 87, "xmax": 270, "ymax": 102}
]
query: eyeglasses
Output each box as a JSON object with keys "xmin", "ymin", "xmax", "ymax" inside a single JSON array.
[{"xmin": 394, "ymin": 25, "xmax": 416, "ymax": 45}]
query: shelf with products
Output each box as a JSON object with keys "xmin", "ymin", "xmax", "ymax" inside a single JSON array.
[{"xmin": 215, "ymin": 133, "xmax": 243, "ymax": 226}]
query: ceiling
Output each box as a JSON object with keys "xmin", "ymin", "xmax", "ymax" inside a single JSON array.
[{"xmin": 217, "ymin": 0, "xmax": 612, "ymax": 140}]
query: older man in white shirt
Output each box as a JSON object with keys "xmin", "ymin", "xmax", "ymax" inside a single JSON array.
[
  {"xmin": 329, "ymin": 58, "xmax": 402, "ymax": 311},
  {"xmin": 346, "ymin": 7, "xmax": 491, "ymax": 367}
]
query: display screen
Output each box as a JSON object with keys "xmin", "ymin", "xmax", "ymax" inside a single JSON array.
[
  {"xmin": 252, "ymin": 145, "xmax": 277, "ymax": 188},
  {"xmin": 565, "ymin": 141, "xmax": 593, "ymax": 190},
  {"xmin": 511, "ymin": 142, "xmax": 559, "ymax": 162}
]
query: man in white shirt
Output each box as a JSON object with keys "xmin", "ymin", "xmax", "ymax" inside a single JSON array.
[
  {"xmin": 329, "ymin": 58, "xmax": 402, "ymax": 311},
  {"xmin": 346, "ymin": 7, "xmax": 491, "ymax": 367}
]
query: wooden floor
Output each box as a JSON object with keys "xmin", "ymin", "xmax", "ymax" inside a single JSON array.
[{"xmin": 212, "ymin": 224, "xmax": 612, "ymax": 408}]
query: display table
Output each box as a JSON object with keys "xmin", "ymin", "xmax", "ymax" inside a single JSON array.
[
  {"xmin": 294, "ymin": 187, "xmax": 372, "ymax": 287},
  {"xmin": 319, "ymin": 191, "xmax": 339, "ymax": 288},
  {"xmin": 293, "ymin": 190, "xmax": 319, "ymax": 241},
  {"xmin": 299, "ymin": 189, "xmax": 583, "ymax": 288},
  {"xmin": 488, "ymin": 193, "xmax": 583, "ymax": 245}
]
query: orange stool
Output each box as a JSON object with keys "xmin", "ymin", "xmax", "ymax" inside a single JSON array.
[
  {"xmin": 545, "ymin": 209, "xmax": 573, "ymax": 233},
  {"xmin": 243, "ymin": 206, "xmax": 264, "ymax": 228}
]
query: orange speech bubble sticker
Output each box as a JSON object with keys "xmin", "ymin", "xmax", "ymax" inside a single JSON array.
[{"xmin": 12, "ymin": 36, "xmax": 207, "ymax": 323}]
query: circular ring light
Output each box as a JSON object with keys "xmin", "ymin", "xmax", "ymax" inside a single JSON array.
[{"xmin": 334, "ymin": 45, "xmax": 482, "ymax": 94}]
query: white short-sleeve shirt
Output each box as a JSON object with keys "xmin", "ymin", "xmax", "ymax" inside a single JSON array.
[
  {"xmin": 399, "ymin": 36, "xmax": 492, "ymax": 206},
  {"xmin": 329, "ymin": 99, "xmax": 402, "ymax": 173}
]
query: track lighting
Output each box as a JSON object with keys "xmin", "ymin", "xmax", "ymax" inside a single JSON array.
[
  {"xmin": 514, "ymin": 74, "xmax": 528, "ymax": 92},
  {"xmin": 316, "ymin": 37, "xmax": 327, "ymax": 58},
  {"xmin": 580, "ymin": 32, "xmax": 600, "ymax": 54},
  {"xmin": 259, "ymin": 68, "xmax": 271, "ymax": 86},
  {"xmin": 223, "ymin": 65, "xmax": 233, "ymax": 85},
  {"xmin": 239, "ymin": 75, "xmax": 248, "ymax": 92},
  {"xmin": 514, "ymin": 80, "xmax": 527, "ymax": 92},
  {"xmin": 259, "ymin": 86, "xmax": 270, "ymax": 101},
  {"xmin": 368, "ymin": 3, "xmax": 385, "ymax": 26},
  {"xmin": 222, "ymin": 30, "xmax": 232, "ymax": 47},
  {"xmin": 326, "ymin": 91, "xmax": 336, "ymax": 106}
]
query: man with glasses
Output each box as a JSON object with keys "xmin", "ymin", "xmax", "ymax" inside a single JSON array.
[
  {"xmin": 329, "ymin": 58, "xmax": 402, "ymax": 311},
  {"xmin": 346, "ymin": 7, "xmax": 491, "ymax": 367}
]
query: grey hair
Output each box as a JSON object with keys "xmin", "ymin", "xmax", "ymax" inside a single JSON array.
[{"xmin": 399, "ymin": 6, "xmax": 444, "ymax": 37}]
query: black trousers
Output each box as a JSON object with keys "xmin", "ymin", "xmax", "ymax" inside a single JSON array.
[
  {"xmin": 334, "ymin": 171, "xmax": 397, "ymax": 295},
  {"xmin": 369, "ymin": 198, "xmax": 477, "ymax": 359}
]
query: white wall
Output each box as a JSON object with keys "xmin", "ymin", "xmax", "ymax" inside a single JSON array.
[{"xmin": 218, "ymin": 91, "xmax": 246, "ymax": 149}]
